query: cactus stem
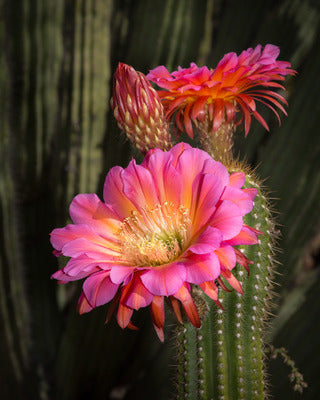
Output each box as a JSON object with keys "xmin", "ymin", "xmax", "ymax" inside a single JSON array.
[{"xmin": 173, "ymin": 165, "xmax": 278, "ymax": 400}]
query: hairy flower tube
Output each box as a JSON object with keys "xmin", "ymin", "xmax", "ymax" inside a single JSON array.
[
  {"xmin": 50, "ymin": 143, "xmax": 260, "ymax": 341},
  {"xmin": 111, "ymin": 62, "xmax": 172, "ymax": 153},
  {"xmin": 147, "ymin": 44, "xmax": 295, "ymax": 138}
]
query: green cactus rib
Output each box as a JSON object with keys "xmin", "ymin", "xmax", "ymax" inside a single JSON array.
[
  {"xmin": 175, "ymin": 174, "xmax": 276, "ymax": 400},
  {"xmin": 176, "ymin": 323, "xmax": 200, "ymax": 398},
  {"xmin": 69, "ymin": 0, "xmax": 111, "ymax": 199}
]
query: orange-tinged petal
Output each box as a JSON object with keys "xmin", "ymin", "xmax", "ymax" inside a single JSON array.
[
  {"xmin": 220, "ymin": 269, "xmax": 243, "ymax": 294},
  {"xmin": 191, "ymin": 96, "xmax": 209, "ymax": 119},
  {"xmin": 77, "ymin": 292, "xmax": 93, "ymax": 314},
  {"xmin": 153, "ymin": 324, "xmax": 165, "ymax": 343},
  {"xmin": 216, "ymin": 276, "xmax": 232, "ymax": 292},
  {"xmin": 127, "ymin": 322, "xmax": 139, "ymax": 330},
  {"xmin": 105, "ymin": 291, "xmax": 121, "ymax": 324},
  {"xmin": 103, "ymin": 166, "xmax": 137, "ymax": 219},
  {"xmin": 124, "ymin": 278, "xmax": 153, "ymax": 310},
  {"xmin": 70, "ymin": 194, "xmax": 121, "ymax": 240},
  {"xmin": 199, "ymin": 280, "xmax": 218, "ymax": 301},
  {"xmin": 170, "ymin": 297, "xmax": 183, "ymax": 324},
  {"xmin": 83, "ymin": 270, "xmax": 119, "ymax": 308},
  {"xmin": 229, "ymin": 172, "xmax": 245, "ymax": 188},
  {"xmin": 252, "ymin": 110, "xmax": 270, "ymax": 131},
  {"xmin": 117, "ymin": 302, "xmax": 133, "ymax": 329},
  {"xmin": 228, "ymin": 225, "xmax": 260, "ymax": 246},
  {"xmin": 142, "ymin": 147, "xmax": 182, "ymax": 205},
  {"xmin": 183, "ymin": 102, "xmax": 194, "ymax": 138},
  {"xmin": 151, "ymin": 296, "xmax": 165, "ymax": 328},
  {"xmin": 122, "ymin": 160, "xmax": 160, "ymax": 212},
  {"xmin": 213, "ymin": 99, "xmax": 225, "ymax": 131},
  {"xmin": 234, "ymin": 248, "xmax": 253, "ymax": 274},
  {"xmin": 214, "ymin": 244, "xmax": 236, "ymax": 271},
  {"xmin": 174, "ymin": 284, "xmax": 200, "ymax": 328}
]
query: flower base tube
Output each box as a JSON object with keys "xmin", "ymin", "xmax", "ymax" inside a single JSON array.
[
  {"xmin": 174, "ymin": 172, "xmax": 276, "ymax": 400},
  {"xmin": 196, "ymin": 120, "xmax": 235, "ymax": 164}
]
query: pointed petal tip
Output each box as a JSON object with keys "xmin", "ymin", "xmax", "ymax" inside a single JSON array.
[
  {"xmin": 214, "ymin": 299, "xmax": 225, "ymax": 311},
  {"xmin": 153, "ymin": 324, "xmax": 165, "ymax": 342},
  {"xmin": 127, "ymin": 321, "xmax": 139, "ymax": 331},
  {"xmin": 151, "ymin": 296, "xmax": 165, "ymax": 329},
  {"xmin": 216, "ymin": 277, "xmax": 232, "ymax": 292},
  {"xmin": 170, "ymin": 297, "xmax": 183, "ymax": 324}
]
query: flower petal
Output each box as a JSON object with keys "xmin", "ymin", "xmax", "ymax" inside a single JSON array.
[
  {"xmin": 142, "ymin": 149, "xmax": 182, "ymax": 205},
  {"xmin": 188, "ymin": 226, "xmax": 222, "ymax": 254},
  {"xmin": 184, "ymin": 252, "xmax": 220, "ymax": 284},
  {"xmin": 210, "ymin": 200, "xmax": 243, "ymax": 240},
  {"xmin": 229, "ymin": 172, "xmax": 245, "ymax": 188},
  {"xmin": 167, "ymin": 142, "xmax": 192, "ymax": 167},
  {"xmin": 77, "ymin": 292, "xmax": 93, "ymax": 314},
  {"xmin": 226, "ymin": 225, "xmax": 259, "ymax": 245},
  {"xmin": 175, "ymin": 147, "xmax": 217, "ymax": 211},
  {"xmin": 199, "ymin": 280, "xmax": 218, "ymax": 299},
  {"xmin": 150, "ymin": 296, "xmax": 165, "ymax": 328},
  {"xmin": 51, "ymin": 258, "xmax": 101, "ymax": 282},
  {"xmin": 103, "ymin": 166, "xmax": 137, "ymax": 218},
  {"xmin": 117, "ymin": 303, "xmax": 134, "ymax": 329},
  {"xmin": 170, "ymin": 297, "xmax": 183, "ymax": 324},
  {"xmin": 140, "ymin": 262, "xmax": 186, "ymax": 296},
  {"xmin": 122, "ymin": 160, "xmax": 160, "ymax": 211},
  {"xmin": 191, "ymin": 173, "xmax": 225, "ymax": 232},
  {"xmin": 61, "ymin": 237, "xmax": 120, "ymax": 259},
  {"xmin": 83, "ymin": 271, "xmax": 119, "ymax": 308},
  {"xmin": 110, "ymin": 265, "xmax": 134, "ymax": 284},
  {"xmin": 123, "ymin": 278, "xmax": 153, "ymax": 310},
  {"xmin": 174, "ymin": 284, "xmax": 200, "ymax": 328},
  {"xmin": 63, "ymin": 255, "xmax": 109, "ymax": 277},
  {"xmin": 50, "ymin": 224, "xmax": 103, "ymax": 251},
  {"xmin": 70, "ymin": 193, "xmax": 121, "ymax": 239},
  {"xmin": 221, "ymin": 186, "xmax": 255, "ymax": 215},
  {"xmin": 153, "ymin": 325, "xmax": 165, "ymax": 342},
  {"xmin": 214, "ymin": 244, "xmax": 237, "ymax": 271},
  {"xmin": 221, "ymin": 269, "xmax": 243, "ymax": 294}
]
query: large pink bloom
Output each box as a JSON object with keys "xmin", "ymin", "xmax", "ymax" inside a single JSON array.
[
  {"xmin": 51, "ymin": 143, "xmax": 259, "ymax": 341},
  {"xmin": 147, "ymin": 44, "xmax": 295, "ymax": 138}
]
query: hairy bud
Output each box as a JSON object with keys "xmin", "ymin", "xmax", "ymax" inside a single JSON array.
[{"xmin": 111, "ymin": 63, "xmax": 172, "ymax": 153}]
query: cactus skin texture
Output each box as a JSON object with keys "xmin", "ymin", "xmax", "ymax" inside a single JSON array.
[{"xmin": 175, "ymin": 170, "xmax": 276, "ymax": 400}]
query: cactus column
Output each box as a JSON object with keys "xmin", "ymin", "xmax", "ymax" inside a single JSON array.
[{"xmin": 175, "ymin": 173, "xmax": 276, "ymax": 399}]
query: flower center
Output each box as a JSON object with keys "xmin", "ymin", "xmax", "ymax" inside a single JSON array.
[{"xmin": 119, "ymin": 202, "xmax": 191, "ymax": 267}]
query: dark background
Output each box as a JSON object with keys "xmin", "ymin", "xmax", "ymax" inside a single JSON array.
[{"xmin": 1, "ymin": 0, "xmax": 320, "ymax": 398}]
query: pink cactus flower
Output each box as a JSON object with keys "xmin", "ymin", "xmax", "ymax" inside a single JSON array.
[
  {"xmin": 50, "ymin": 143, "xmax": 260, "ymax": 341},
  {"xmin": 147, "ymin": 44, "xmax": 295, "ymax": 138}
]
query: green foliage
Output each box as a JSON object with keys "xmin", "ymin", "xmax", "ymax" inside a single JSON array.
[{"xmin": 1, "ymin": 0, "xmax": 319, "ymax": 399}]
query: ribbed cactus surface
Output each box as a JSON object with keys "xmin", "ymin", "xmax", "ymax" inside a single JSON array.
[{"xmin": 174, "ymin": 174, "xmax": 276, "ymax": 400}]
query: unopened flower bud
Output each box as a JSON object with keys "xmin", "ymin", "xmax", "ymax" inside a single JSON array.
[{"xmin": 111, "ymin": 63, "xmax": 172, "ymax": 153}]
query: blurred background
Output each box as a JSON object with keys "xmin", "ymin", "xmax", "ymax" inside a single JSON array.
[{"xmin": 1, "ymin": 0, "xmax": 319, "ymax": 398}]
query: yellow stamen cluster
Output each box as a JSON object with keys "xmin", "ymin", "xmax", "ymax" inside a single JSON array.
[{"xmin": 118, "ymin": 202, "xmax": 191, "ymax": 267}]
